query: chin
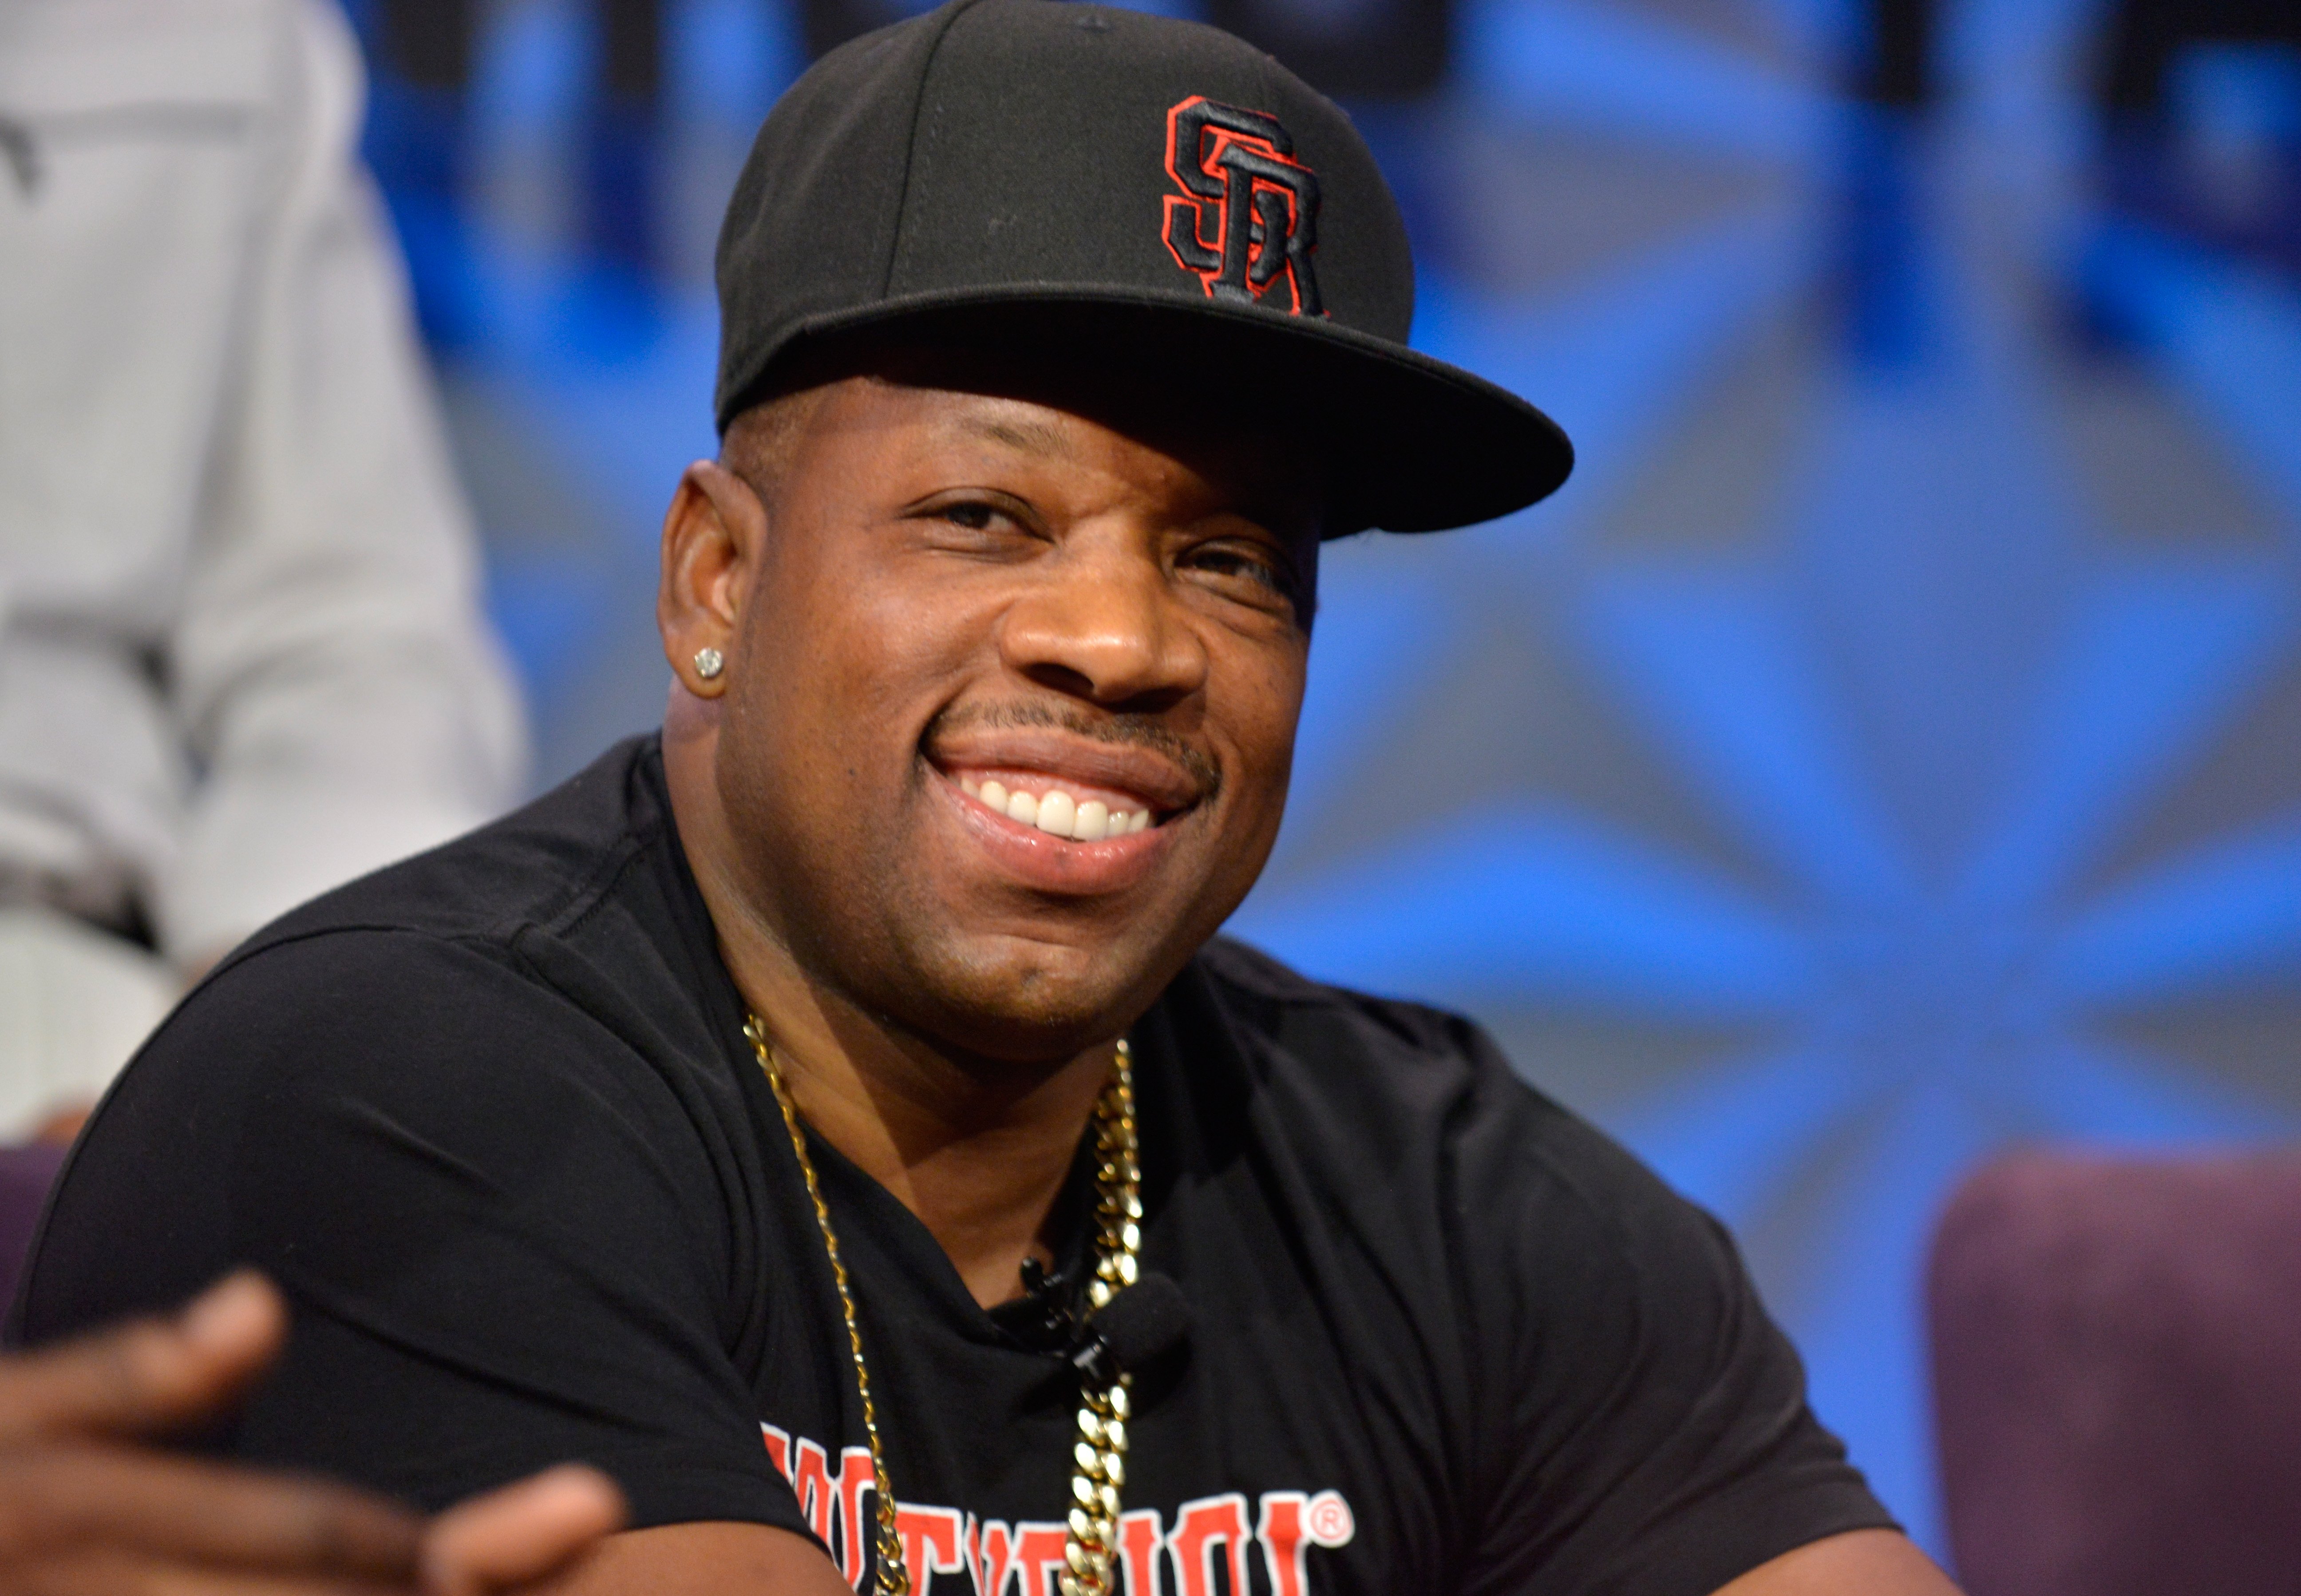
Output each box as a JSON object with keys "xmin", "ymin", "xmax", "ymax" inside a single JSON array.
[{"xmin": 892, "ymin": 931, "xmax": 1176, "ymax": 1063}]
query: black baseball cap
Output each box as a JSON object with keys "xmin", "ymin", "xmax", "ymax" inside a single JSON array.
[{"xmin": 713, "ymin": 0, "xmax": 1573, "ymax": 534}]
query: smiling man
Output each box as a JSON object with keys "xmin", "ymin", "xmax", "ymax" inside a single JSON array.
[{"xmin": 17, "ymin": 3, "xmax": 1960, "ymax": 1593}]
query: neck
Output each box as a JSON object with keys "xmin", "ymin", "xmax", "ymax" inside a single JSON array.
[{"xmin": 663, "ymin": 705, "xmax": 1115, "ymax": 1309}]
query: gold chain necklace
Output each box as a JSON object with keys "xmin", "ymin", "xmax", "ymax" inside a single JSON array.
[{"xmin": 745, "ymin": 1018, "xmax": 1143, "ymax": 1596}]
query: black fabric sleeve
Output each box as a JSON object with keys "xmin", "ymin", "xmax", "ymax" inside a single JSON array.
[
  {"xmin": 1446, "ymin": 1024, "xmax": 1896, "ymax": 1596},
  {"xmin": 128, "ymin": 928, "xmax": 808, "ymax": 1537}
]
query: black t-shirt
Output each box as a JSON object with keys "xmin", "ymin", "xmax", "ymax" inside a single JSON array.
[{"xmin": 16, "ymin": 738, "xmax": 1889, "ymax": 1596}]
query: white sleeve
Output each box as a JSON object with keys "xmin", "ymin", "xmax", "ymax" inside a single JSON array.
[{"xmin": 158, "ymin": 0, "xmax": 527, "ymax": 963}]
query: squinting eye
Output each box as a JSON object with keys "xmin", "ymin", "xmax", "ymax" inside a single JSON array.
[
  {"xmin": 940, "ymin": 502, "xmax": 997, "ymax": 530},
  {"xmin": 1194, "ymin": 547, "xmax": 1284, "ymax": 590}
]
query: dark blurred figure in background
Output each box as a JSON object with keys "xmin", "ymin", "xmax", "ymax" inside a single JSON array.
[
  {"xmin": 1836, "ymin": 0, "xmax": 1935, "ymax": 368},
  {"xmin": 367, "ymin": 0, "xmax": 667, "ymax": 344},
  {"xmin": 802, "ymin": 0, "xmax": 1451, "ymax": 98},
  {"xmin": 2095, "ymin": 0, "xmax": 2301, "ymax": 277},
  {"xmin": 0, "ymin": 0, "xmax": 525, "ymax": 1144}
]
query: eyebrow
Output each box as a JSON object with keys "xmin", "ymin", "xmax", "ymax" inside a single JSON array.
[{"xmin": 957, "ymin": 412, "xmax": 1073, "ymax": 458}]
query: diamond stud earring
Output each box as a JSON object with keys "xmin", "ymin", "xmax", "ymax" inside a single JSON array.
[{"xmin": 693, "ymin": 647, "xmax": 725, "ymax": 681}]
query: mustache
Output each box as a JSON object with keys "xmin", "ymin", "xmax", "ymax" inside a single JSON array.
[{"xmin": 925, "ymin": 700, "xmax": 1223, "ymax": 804}]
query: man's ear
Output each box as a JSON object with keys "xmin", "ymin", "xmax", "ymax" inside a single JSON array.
[{"xmin": 659, "ymin": 460, "xmax": 767, "ymax": 699}]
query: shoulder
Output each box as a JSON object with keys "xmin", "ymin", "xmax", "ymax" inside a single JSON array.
[
  {"xmin": 1190, "ymin": 933, "xmax": 1495, "ymax": 1056},
  {"xmin": 94, "ymin": 736, "xmax": 733, "ymax": 1188},
  {"xmin": 1183, "ymin": 936, "xmax": 1667, "ymax": 1232},
  {"xmin": 28, "ymin": 752, "xmax": 749, "ymax": 1334},
  {"xmin": 227, "ymin": 737, "xmax": 669, "ymax": 955},
  {"xmin": 1176, "ymin": 945, "xmax": 1882, "ymax": 1590},
  {"xmin": 1184, "ymin": 932, "xmax": 1523, "ymax": 1130},
  {"xmin": 93, "ymin": 922, "xmax": 720, "ymax": 1223},
  {"xmin": 1177, "ymin": 936, "xmax": 1749, "ymax": 1356}
]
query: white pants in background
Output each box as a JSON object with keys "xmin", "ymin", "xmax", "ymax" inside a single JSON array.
[{"xmin": 0, "ymin": 906, "xmax": 175, "ymax": 1138}]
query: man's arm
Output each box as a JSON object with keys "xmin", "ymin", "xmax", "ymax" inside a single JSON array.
[
  {"xmin": 0, "ymin": 1272, "xmax": 622, "ymax": 1593},
  {"xmin": 1716, "ymin": 1529, "xmax": 1961, "ymax": 1596},
  {"xmin": 534, "ymin": 1524, "xmax": 853, "ymax": 1596},
  {"xmin": 1428, "ymin": 1018, "xmax": 1921, "ymax": 1595},
  {"xmin": 29, "ymin": 932, "xmax": 830, "ymax": 1556}
]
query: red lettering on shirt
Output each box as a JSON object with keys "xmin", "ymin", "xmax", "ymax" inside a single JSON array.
[
  {"xmin": 834, "ymin": 1446, "xmax": 876, "ymax": 1585},
  {"xmin": 759, "ymin": 1423, "xmax": 882, "ymax": 1587},
  {"xmin": 1119, "ymin": 1508, "xmax": 1165, "ymax": 1596},
  {"xmin": 895, "ymin": 1505, "xmax": 968, "ymax": 1593},
  {"xmin": 975, "ymin": 1517, "xmax": 1018, "ymax": 1596},
  {"xmin": 1256, "ymin": 1489, "xmax": 1353, "ymax": 1596},
  {"xmin": 761, "ymin": 1424, "xmax": 1352, "ymax": 1594},
  {"xmin": 789, "ymin": 1436, "xmax": 838, "ymax": 1548},
  {"xmin": 1166, "ymin": 1494, "xmax": 1252, "ymax": 1596},
  {"xmin": 1257, "ymin": 1492, "xmax": 1307, "ymax": 1596},
  {"xmin": 1011, "ymin": 1523, "xmax": 1069, "ymax": 1596},
  {"xmin": 970, "ymin": 1518, "xmax": 1068, "ymax": 1596}
]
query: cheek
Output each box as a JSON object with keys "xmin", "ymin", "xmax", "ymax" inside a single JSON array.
[
  {"xmin": 1214, "ymin": 638, "xmax": 1309, "ymax": 822},
  {"xmin": 746, "ymin": 561, "xmax": 989, "ymax": 763}
]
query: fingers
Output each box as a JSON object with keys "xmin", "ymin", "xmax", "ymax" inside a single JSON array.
[
  {"xmin": 420, "ymin": 1468, "xmax": 626, "ymax": 1596},
  {"xmin": 0, "ymin": 1282, "xmax": 619, "ymax": 1596},
  {"xmin": 0, "ymin": 1442, "xmax": 423, "ymax": 1580},
  {"xmin": 0, "ymin": 1543, "xmax": 411, "ymax": 1596},
  {"xmin": 0, "ymin": 1274, "xmax": 286, "ymax": 1444}
]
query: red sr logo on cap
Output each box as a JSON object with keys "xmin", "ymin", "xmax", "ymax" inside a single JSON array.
[{"xmin": 1161, "ymin": 96, "xmax": 1325, "ymax": 317}]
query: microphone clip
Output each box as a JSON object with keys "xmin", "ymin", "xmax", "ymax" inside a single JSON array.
[
  {"xmin": 1017, "ymin": 1257, "xmax": 1118, "ymax": 1379},
  {"xmin": 1020, "ymin": 1261, "xmax": 1192, "ymax": 1384},
  {"xmin": 1069, "ymin": 1327, "xmax": 1120, "ymax": 1387},
  {"xmin": 1016, "ymin": 1256, "xmax": 1088, "ymax": 1352}
]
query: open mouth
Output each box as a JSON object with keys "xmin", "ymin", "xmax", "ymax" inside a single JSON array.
[
  {"xmin": 923, "ymin": 717, "xmax": 1206, "ymax": 857},
  {"xmin": 953, "ymin": 771, "xmax": 1161, "ymax": 841}
]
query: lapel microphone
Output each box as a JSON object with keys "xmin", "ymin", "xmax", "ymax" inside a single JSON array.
[{"xmin": 1069, "ymin": 1272, "xmax": 1193, "ymax": 1385}]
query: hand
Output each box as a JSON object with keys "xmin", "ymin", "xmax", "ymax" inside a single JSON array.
[{"xmin": 0, "ymin": 1271, "xmax": 625, "ymax": 1593}]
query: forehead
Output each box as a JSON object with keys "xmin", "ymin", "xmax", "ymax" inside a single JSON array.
[{"xmin": 766, "ymin": 344, "xmax": 1327, "ymax": 527}]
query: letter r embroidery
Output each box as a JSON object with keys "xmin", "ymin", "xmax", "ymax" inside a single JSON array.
[{"xmin": 1161, "ymin": 97, "xmax": 1324, "ymax": 316}]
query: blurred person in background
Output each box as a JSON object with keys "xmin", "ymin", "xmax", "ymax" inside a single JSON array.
[
  {"xmin": 365, "ymin": 0, "xmax": 668, "ymax": 346},
  {"xmin": 0, "ymin": 0, "xmax": 525, "ymax": 1143}
]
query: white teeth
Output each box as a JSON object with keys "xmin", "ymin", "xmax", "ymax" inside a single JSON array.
[
  {"xmin": 963, "ymin": 775, "xmax": 1156, "ymax": 838},
  {"xmin": 1035, "ymin": 790, "xmax": 1075, "ymax": 837}
]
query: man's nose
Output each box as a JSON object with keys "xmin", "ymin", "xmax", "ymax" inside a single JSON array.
[{"xmin": 996, "ymin": 534, "xmax": 1207, "ymax": 711}]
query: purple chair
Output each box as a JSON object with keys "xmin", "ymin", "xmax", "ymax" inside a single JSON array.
[
  {"xmin": 1929, "ymin": 1150, "xmax": 2301, "ymax": 1596},
  {"xmin": 0, "ymin": 1142, "xmax": 67, "ymax": 1316}
]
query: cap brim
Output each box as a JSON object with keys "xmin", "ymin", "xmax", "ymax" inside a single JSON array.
[{"xmin": 736, "ymin": 287, "xmax": 1573, "ymax": 536}]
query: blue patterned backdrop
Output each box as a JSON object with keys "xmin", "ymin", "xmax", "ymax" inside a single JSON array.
[{"xmin": 361, "ymin": 0, "xmax": 2301, "ymax": 1560}]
